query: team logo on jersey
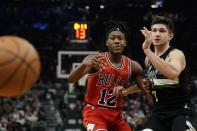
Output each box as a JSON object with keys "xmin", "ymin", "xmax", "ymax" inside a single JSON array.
[
  {"xmin": 146, "ymin": 66, "xmax": 156, "ymax": 80},
  {"xmin": 96, "ymin": 74, "xmax": 126, "ymax": 87},
  {"xmin": 146, "ymin": 66, "xmax": 161, "ymax": 80},
  {"xmin": 96, "ymin": 74, "xmax": 113, "ymax": 86}
]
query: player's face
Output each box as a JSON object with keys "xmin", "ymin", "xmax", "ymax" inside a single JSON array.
[
  {"xmin": 151, "ymin": 24, "xmax": 173, "ymax": 46},
  {"xmin": 106, "ymin": 31, "xmax": 126, "ymax": 54}
]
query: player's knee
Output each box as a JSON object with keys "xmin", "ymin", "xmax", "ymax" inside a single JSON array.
[{"xmin": 141, "ymin": 129, "xmax": 154, "ymax": 131}]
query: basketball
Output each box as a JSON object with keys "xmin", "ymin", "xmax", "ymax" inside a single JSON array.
[{"xmin": 0, "ymin": 35, "xmax": 41, "ymax": 97}]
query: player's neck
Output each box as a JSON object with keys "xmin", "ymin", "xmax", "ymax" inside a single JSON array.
[
  {"xmin": 108, "ymin": 52, "xmax": 122, "ymax": 63},
  {"xmin": 154, "ymin": 44, "xmax": 170, "ymax": 56}
]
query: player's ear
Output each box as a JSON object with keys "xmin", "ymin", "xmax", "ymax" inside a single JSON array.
[
  {"xmin": 121, "ymin": 39, "xmax": 127, "ymax": 46},
  {"xmin": 106, "ymin": 40, "xmax": 109, "ymax": 46},
  {"xmin": 123, "ymin": 41, "xmax": 127, "ymax": 46},
  {"xmin": 169, "ymin": 32, "xmax": 174, "ymax": 41}
]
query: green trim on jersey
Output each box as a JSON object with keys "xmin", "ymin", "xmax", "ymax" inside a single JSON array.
[{"xmin": 153, "ymin": 84, "xmax": 179, "ymax": 90}]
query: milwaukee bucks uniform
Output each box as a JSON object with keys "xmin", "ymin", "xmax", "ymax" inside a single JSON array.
[{"xmin": 143, "ymin": 46, "xmax": 196, "ymax": 131}]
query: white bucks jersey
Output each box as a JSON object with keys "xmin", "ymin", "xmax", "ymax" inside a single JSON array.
[{"xmin": 144, "ymin": 47, "xmax": 192, "ymax": 117}]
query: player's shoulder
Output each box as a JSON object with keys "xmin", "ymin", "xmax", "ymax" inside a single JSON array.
[
  {"xmin": 83, "ymin": 55, "xmax": 93, "ymax": 61},
  {"xmin": 128, "ymin": 58, "xmax": 142, "ymax": 69},
  {"xmin": 170, "ymin": 48, "xmax": 185, "ymax": 57},
  {"xmin": 171, "ymin": 48, "xmax": 184, "ymax": 53},
  {"xmin": 128, "ymin": 58, "xmax": 139, "ymax": 64}
]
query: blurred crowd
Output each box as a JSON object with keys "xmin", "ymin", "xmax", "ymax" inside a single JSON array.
[{"xmin": 0, "ymin": 77, "xmax": 196, "ymax": 131}]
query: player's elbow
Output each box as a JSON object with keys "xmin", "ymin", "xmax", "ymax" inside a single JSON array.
[
  {"xmin": 68, "ymin": 76, "xmax": 76, "ymax": 83},
  {"xmin": 167, "ymin": 65, "xmax": 184, "ymax": 80},
  {"xmin": 166, "ymin": 71, "xmax": 180, "ymax": 80},
  {"xmin": 167, "ymin": 75, "xmax": 177, "ymax": 80},
  {"xmin": 68, "ymin": 79, "xmax": 76, "ymax": 84},
  {"xmin": 67, "ymin": 77, "xmax": 73, "ymax": 83}
]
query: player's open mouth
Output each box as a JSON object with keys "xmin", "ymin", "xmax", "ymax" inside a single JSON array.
[
  {"xmin": 154, "ymin": 39, "xmax": 160, "ymax": 42},
  {"xmin": 114, "ymin": 46, "xmax": 121, "ymax": 49}
]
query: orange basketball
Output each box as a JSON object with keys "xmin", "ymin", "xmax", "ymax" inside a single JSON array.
[{"xmin": 0, "ymin": 36, "xmax": 41, "ymax": 97}]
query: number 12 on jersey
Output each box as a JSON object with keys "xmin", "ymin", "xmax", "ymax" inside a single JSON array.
[{"xmin": 98, "ymin": 89, "xmax": 117, "ymax": 107}]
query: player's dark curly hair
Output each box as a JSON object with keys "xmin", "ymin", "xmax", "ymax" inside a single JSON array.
[{"xmin": 103, "ymin": 20, "xmax": 130, "ymax": 41}]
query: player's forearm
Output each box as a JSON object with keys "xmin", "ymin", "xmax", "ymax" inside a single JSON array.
[
  {"xmin": 68, "ymin": 64, "xmax": 88, "ymax": 83},
  {"xmin": 123, "ymin": 84, "xmax": 142, "ymax": 95},
  {"xmin": 144, "ymin": 49, "xmax": 179, "ymax": 79}
]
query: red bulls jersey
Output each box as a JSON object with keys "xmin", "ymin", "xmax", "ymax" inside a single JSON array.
[{"xmin": 85, "ymin": 52, "xmax": 132, "ymax": 110}]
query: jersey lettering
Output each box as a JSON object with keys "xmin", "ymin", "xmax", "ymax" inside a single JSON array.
[
  {"xmin": 97, "ymin": 75, "xmax": 127, "ymax": 87},
  {"xmin": 96, "ymin": 74, "xmax": 113, "ymax": 86},
  {"xmin": 111, "ymin": 76, "xmax": 126, "ymax": 87}
]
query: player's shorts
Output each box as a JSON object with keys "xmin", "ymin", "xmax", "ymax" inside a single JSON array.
[
  {"xmin": 142, "ymin": 115, "xmax": 196, "ymax": 131},
  {"xmin": 83, "ymin": 104, "xmax": 132, "ymax": 131}
]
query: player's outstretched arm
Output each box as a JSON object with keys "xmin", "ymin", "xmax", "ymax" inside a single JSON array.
[
  {"xmin": 68, "ymin": 54, "xmax": 104, "ymax": 83},
  {"xmin": 140, "ymin": 27, "xmax": 186, "ymax": 79},
  {"xmin": 113, "ymin": 79, "xmax": 152, "ymax": 96},
  {"xmin": 113, "ymin": 85, "xmax": 141, "ymax": 96}
]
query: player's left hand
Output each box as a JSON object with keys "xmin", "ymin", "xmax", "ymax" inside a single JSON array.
[
  {"xmin": 140, "ymin": 27, "xmax": 153, "ymax": 50},
  {"xmin": 141, "ymin": 78, "xmax": 154, "ymax": 104},
  {"xmin": 113, "ymin": 86, "xmax": 127, "ymax": 97},
  {"xmin": 141, "ymin": 78, "xmax": 151, "ymax": 94}
]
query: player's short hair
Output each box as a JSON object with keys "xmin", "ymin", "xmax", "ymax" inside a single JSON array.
[{"xmin": 151, "ymin": 15, "xmax": 174, "ymax": 33}]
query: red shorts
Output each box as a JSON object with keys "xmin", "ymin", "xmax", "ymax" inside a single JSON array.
[{"xmin": 83, "ymin": 105, "xmax": 132, "ymax": 131}]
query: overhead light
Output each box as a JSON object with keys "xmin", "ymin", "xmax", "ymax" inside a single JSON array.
[
  {"xmin": 85, "ymin": 5, "xmax": 90, "ymax": 10},
  {"xmin": 151, "ymin": 4, "xmax": 159, "ymax": 8},
  {"xmin": 100, "ymin": 5, "xmax": 105, "ymax": 9},
  {"xmin": 151, "ymin": 0, "xmax": 163, "ymax": 8}
]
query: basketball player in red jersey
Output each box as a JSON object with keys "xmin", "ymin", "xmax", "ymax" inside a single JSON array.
[{"xmin": 68, "ymin": 21, "xmax": 149, "ymax": 131}]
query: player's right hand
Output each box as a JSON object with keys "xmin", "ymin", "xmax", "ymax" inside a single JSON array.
[
  {"xmin": 140, "ymin": 27, "xmax": 153, "ymax": 50},
  {"xmin": 113, "ymin": 86, "xmax": 128, "ymax": 97},
  {"xmin": 82, "ymin": 53, "xmax": 105, "ymax": 70}
]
